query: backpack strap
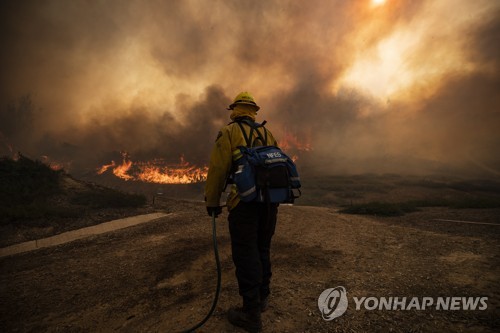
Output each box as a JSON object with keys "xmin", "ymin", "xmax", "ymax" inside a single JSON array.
[
  {"xmin": 236, "ymin": 121, "xmax": 252, "ymax": 147},
  {"xmin": 234, "ymin": 118, "xmax": 269, "ymax": 147},
  {"xmin": 260, "ymin": 120, "xmax": 269, "ymax": 144}
]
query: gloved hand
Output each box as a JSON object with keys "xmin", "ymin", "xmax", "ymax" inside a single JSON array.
[{"xmin": 207, "ymin": 206, "xmax": 222, "ymax": 218}]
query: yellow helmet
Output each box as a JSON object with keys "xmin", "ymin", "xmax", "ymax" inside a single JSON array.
[{"xmin": 228, "ymin": 91, "xmax": 260, "ymax": 111}]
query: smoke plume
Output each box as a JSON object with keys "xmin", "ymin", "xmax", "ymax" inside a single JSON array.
[{"xmin": 1, "ymin": 0, "xmax": 499, "ymax": 177}]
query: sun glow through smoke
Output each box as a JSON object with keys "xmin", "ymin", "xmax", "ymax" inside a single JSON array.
[
  {"xmin": 371, "ymin": 0, "xmax": 386, "ymax": 6},
  {"xmin": 339, "ymin": 0, "xmax": 491, "ymax": 102}
]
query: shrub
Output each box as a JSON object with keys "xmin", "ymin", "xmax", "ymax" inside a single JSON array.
[
  {"xmin": 340, "ymin": 202, "xmax": 419, "ymax": 217},
  {"xmin": 450, "ymin": 197, "xmax": 500, "ymax": 209}
]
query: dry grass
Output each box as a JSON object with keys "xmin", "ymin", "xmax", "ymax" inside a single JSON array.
[{"xmin": 301, "ymin": 174, "xmax": 500, "ymax": 215}]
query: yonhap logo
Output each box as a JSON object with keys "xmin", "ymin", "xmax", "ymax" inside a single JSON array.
[
  {"xmin": 318, "ymin": 286, "xmax": 489, "ymax": 322},
  {"xmin": 318, "ymin": 286, "xmax": 348, "ymax": 320}
]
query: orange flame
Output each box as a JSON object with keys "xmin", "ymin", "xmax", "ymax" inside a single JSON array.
[
  {"xmin": 113, "ymin": 159, "xmax": 133, "ymax": 180},
  {"xmin": 279, "ymin": 130, "xmax": 312, "ymax": 152},
  {"xmin": 96, "ymin": 161, "xmax": 116, "ymax": 175},
  {"xmin": 97, "ymin": 153, "xmax": 207, "ymax": 184},
  {"xmin": 40, "ymin": 155, "xmax": 67, "ymax": 171}
]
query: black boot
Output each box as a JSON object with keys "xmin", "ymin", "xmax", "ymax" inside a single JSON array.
[{"xmin": 227, "ymin": 306, "xmax": 262, "ymax": 333}]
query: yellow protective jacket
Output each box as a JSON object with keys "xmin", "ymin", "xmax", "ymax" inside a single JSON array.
[{"xmin": 205, "ymin": 106, "xmax": 278, "ymax": 211}]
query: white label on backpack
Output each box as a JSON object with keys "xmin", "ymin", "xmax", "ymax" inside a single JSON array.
[{"xmin": 266, "ymin": 152, "xmax": 282, "ymax": 158}]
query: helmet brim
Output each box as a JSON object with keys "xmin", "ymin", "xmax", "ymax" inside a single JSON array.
[{"xmin": 228, "ymin": 101, "xmax": 260, "ymax": 111}]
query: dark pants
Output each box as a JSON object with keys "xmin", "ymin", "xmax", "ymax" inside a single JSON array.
[{"xmin": 228, "ymin": 201, "xmax": 278, "ymax": 310}]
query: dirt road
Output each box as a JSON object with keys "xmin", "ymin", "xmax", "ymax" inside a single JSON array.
[{"xmin": 1, "ymin": 200, "xmax": 499, "ymax": 332}]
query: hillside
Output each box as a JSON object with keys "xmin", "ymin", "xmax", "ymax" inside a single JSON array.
[{"xmin": 0, "ymin": 155, "xmax": 152, "ymax": 247}]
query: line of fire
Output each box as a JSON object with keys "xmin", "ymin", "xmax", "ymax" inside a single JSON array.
[
  {"xmin": 95, "ymin": 129, "xmax": 311, "ymax": 184},
  {"xmin": 1, "ymin": 129, "xmax": 311, "ymax": 185}
]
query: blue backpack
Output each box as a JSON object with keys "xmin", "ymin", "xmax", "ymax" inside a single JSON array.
[{"xmin": 231, "ymin": 119, "xmax": 301, "ymax": 203}]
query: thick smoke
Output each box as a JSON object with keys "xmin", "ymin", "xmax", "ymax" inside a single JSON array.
[{"xmin": 0, "ymin": 0, "xmax": 499, "ymax": 177}]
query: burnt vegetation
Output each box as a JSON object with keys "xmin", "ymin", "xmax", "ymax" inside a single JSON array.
[{"xmin": 0, "ymin": 154, "xmax": 146, "ymax": 225}]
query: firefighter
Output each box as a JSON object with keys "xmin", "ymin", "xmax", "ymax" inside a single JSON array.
[{"xmin": 205, "ymin": 92, "xmax": 278, "ymax": 333}]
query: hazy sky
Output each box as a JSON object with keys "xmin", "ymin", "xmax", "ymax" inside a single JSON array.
[{"xmin": 1, "ymin": 0, "xmax": 499, "ymax": 176}]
